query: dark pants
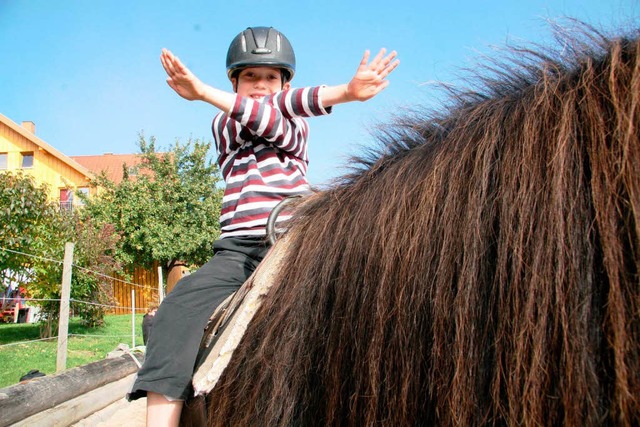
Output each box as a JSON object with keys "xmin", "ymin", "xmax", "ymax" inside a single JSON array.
[{"xmin": 128, "ymin": 236, "xmax": 270, "ymax": 401}]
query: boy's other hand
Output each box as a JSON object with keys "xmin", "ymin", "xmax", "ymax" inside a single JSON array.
[{"xmin": 347, "ymin": 48, "xmax": 399, "ymax": 102}]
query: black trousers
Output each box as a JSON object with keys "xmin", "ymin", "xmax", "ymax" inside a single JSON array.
[{"xmin": 128, "ymin": 236, "xmax": 270, "ymax": 401}]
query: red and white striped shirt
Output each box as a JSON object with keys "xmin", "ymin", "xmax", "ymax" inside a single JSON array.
[{"xmin": 212, "ymin": 86, "xmax": 331, "ymax": 239}]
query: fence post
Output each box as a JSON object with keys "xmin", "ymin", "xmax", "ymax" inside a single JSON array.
[
  {"xmin": 131, "ymin": 289, "xmax": 136, "ymax": 348},
  {"xmin": 157, "ymin": 265, "xmax": 164, "ymax": 303},
  {"xmin": 56, "ymin": 242, "xmax": 74, "ymax": 373}
]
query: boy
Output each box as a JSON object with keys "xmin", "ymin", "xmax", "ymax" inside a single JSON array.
[{"xmin": 128, "ymin": 26, "xmax": 399, "ymax": 426}]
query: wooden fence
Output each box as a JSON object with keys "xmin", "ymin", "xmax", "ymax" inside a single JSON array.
[{"xmin": 110, "ymin": 263, "xmax": 162, "ymax": 314}]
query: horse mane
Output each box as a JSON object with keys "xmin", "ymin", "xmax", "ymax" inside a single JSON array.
[{"xmin": 206, "ymin": 23, "xmax": 640, "ymax": 426}]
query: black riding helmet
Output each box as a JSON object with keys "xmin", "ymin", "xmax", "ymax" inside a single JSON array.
[{"xmin": 226, "ymin": 27, "xmax": 296, "ymax": 84}]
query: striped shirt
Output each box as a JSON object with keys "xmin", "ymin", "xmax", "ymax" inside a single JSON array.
[{"xmin": 212, "ymin": 86, "xmax": 331, "ymax": 239}]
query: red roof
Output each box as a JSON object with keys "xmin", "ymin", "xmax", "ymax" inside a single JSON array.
[{"xmin": 70, "ymin": 153, "xmax": 143, "ymax": 184}]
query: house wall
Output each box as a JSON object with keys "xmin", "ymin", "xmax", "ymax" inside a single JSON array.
[{"xmin": 0, "ymin": 119, "xmax": 93, "ymax": 205}]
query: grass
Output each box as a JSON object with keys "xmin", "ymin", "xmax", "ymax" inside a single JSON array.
[{"xmin": 0, "ymin": 314, "xmax": 144, "ymax": 389}]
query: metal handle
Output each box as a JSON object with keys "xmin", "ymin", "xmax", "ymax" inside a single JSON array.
[{"xmin": 266, "ymin": 196, "xmax": 301, "ymax": 246}]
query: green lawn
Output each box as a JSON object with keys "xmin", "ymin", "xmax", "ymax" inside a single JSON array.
[{"xmin": 0, "ymin": 314, "xmax": 145, "ymax": 389}]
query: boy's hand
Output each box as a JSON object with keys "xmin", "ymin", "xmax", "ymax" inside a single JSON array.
[
  {"xmin": 161, "ymin": 48, "xmax": 207, "ymax": 101},
  {"xmin": 161, "ymin": 48, "xmax": 235, "ymax": 112},
  {"xmin": 346, "ymin": 48, "xmax": 399, "ymax": 102}
]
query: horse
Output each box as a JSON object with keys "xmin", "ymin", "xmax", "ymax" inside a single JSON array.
[{"xmin": 184, "ymin": 23, "xmax": 640, "ymax": 426}]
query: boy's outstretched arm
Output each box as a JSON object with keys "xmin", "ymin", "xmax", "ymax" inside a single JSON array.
[
  {"xmin": 320, "ymin": 48, "xmax": 399, "ymax": 107},
  {"xmin": 160, "ymin": 48, "xmax": 235, "ymax": 112}
]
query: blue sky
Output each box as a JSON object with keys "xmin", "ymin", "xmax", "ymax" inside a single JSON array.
[{"xmin": 1, "ymin": 0, "xmax": 638, "ymax": 186}]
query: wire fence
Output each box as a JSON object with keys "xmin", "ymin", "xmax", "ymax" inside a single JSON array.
[
  {"xmin": 0, "ymin": 243, "xmax": 166, "ymax": 374},
  {"xmin": 1, "ymin": 245, "xmax": 163, "ymax": 316},
  {"xmin": 0, "ymin": 295, "xmax": 148, "ymax": 348}
]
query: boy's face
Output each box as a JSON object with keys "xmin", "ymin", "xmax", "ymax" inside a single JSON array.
[{"xmin": 232, "ymin": 66, "xmax": 290, "ymax": 100}]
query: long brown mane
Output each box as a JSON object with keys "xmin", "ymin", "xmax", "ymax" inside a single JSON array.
[{"xmin": 206, "ymin": 25, "xmax": 640, "ymax": 426}]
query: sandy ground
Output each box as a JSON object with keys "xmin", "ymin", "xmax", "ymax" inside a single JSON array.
[{"xmin": 72, "ymin": 397, "xmax": 146, "ymax": 427}]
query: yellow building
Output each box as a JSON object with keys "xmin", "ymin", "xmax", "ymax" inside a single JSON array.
[
  {"xmin": 0, "ymin": 113, "xmax": 165, "ymax": 314},
  {"xmin": 0, "ymin": 113, "xmax": 94, "ymax": 209}
]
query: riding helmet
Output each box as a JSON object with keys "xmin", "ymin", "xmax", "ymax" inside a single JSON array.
[{"xmin": 226, "ymin": 26, "xmax": 296, "ymax": 82}]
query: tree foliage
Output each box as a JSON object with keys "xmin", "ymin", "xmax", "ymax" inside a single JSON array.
[
  {"xmin": 0, "ymin": 172, "xmax": 56, "ymax": 278},
  {"xmin": 0, "ymin": 172, "xmax": 122, "ymax": 335},
  {"xmin": 82, "ymin": 135, "xmax": 223, "ymax": 276},
  {"xmin": 29, "ymin": 216, "xmax": 122, "ymax": 336}
]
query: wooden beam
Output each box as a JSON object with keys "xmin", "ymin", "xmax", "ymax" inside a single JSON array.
[
  {"xmin": 12, "ymin": 374, "xmax": 138, "ymax": 427},
  {"xmin": 0, "ymin": 353, "xmax": 143, "ymax": 426}
]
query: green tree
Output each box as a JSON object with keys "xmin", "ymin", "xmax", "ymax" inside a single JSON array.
[
  {"xmin": 0, "ymin": 172, "xmax": 56, "ymax": 287},
  {"xmin": 83, "ymin": 135, "xmax": 223, "ymax": 279},
  {"xmin": 0, "ymin": 172, "xmax": 122, "ymax": 335},
  {"xmin": 30, "ymin": 214, "xmax": 122, "ymax": 336}
]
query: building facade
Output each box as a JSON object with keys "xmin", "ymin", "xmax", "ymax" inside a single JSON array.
[{"xmin": 0, "ymin": 113, "xmax": 94, "ymax": 210}]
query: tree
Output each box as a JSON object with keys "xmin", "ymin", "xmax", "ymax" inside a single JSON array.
[
  {"xmin": 82, "ymin": 135, "xmax": 223, "ymax": 279},
  {"xmin": 29, "ymin": 214, "xmax": 122, "ymax": 335},
  {"xmin": 0, "ymin": 172, "xmax": 122, "ymax": 335},
  {"xmin": 0, "ymin": 172, "xmax": 57, "ymax": 283}
]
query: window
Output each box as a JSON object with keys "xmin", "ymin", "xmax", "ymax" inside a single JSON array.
[
  {"xmin": 21, "ymin": 152, "xmax": 34, "ymax": 168},
  {"xmin": 0, "ymin": 153, "xmax": 7, "ymax": 170},
  {"xmin": 59, "ymin": 189, "xmax": 73, "ymax": 211}
]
